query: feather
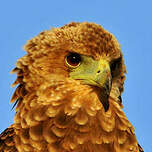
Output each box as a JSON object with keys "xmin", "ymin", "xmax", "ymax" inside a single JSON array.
[{"xmin": 0, "ymin": 22, "xmax": 143, "ymax": 152}]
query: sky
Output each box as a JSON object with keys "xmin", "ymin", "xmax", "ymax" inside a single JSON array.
[{"xmin": 0, "ymin": 0, "xmax": 151, "ymax": 151}]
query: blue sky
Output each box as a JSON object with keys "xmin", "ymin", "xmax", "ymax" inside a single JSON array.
[{"xmin": 0, "ymin": 0, "xmax": 151, "ymax": 151}]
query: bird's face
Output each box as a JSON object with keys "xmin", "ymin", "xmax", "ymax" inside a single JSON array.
[
  {"xmin": 64, "ymin": 52, "xmax": 112, "ymax": 111},
  {"xmin": 65, "ymin": 53, "xmax": 111, "ymax": 89}
]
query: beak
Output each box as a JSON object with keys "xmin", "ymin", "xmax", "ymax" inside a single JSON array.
[
  {"xmin": 81, "ymin": 59, "xmax": 112, "ymax": 112},
  {"xmin": 70, "ymin": 58, "xmax": 112, "ymax": 112}
]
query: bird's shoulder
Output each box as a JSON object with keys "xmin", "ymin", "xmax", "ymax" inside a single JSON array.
[{"xmin": 0, "ymin": 125, "xmax": 17, "ymax": 152}]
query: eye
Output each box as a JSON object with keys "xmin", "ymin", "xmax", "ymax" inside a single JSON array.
[{"xmin": 65, "ymin": 53, "xmax": 81, "ymax": 68}]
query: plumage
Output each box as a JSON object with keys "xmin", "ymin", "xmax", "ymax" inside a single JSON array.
[{"xmin": 0, "ymin": 22, "xmax": 143, "ymax": 152}]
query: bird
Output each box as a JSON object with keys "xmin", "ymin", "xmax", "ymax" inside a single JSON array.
[{"xmin": 0, "ymin": 22, "xmax": 144, "ymax": 152}]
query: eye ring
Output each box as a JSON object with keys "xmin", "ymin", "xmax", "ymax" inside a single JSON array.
[{"xmin": 65, "ymin": 53, "xmax": 81, "ymax": 68}]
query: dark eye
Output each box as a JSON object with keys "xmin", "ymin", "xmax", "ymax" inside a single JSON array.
[{"xmin": 65, "ymin": 53, "xmax": 81, "ymax": 68}]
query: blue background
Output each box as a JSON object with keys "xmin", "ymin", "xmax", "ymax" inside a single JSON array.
[{"xmin": 0, "ymin": 0, "xmax": 151, "ymax": 151}]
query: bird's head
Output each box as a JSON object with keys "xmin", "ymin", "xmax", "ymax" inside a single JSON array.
[
  {"xmin": 9, "ymin": 22, "xmax": 141, "ymax": 152},
  {"xmin": 11, "ymin": 22, "xmax": 126, "ymax": 114}
]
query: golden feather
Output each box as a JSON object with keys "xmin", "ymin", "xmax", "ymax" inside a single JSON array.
[{"xmin": 0, "ymin": 22, "xmax": 143, "ymax": 152}]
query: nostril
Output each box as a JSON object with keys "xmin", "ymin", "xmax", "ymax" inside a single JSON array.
[{"xmin": 97, "ymin": 70, "xmax": 100, "ymax": 73}]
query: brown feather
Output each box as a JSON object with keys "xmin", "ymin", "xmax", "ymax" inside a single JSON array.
[
  {"xmin": 0, "ymin": 126, "xmax": 17, "ymax": 152},
  {"xmin": 0, "ymin": 22, "xmax": 143, "ymax": 152}
]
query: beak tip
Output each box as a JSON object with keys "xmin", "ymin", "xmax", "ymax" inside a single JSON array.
[{"xmin": 104, "ymin": 103, "xmax": 109, "ymax": 112}]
